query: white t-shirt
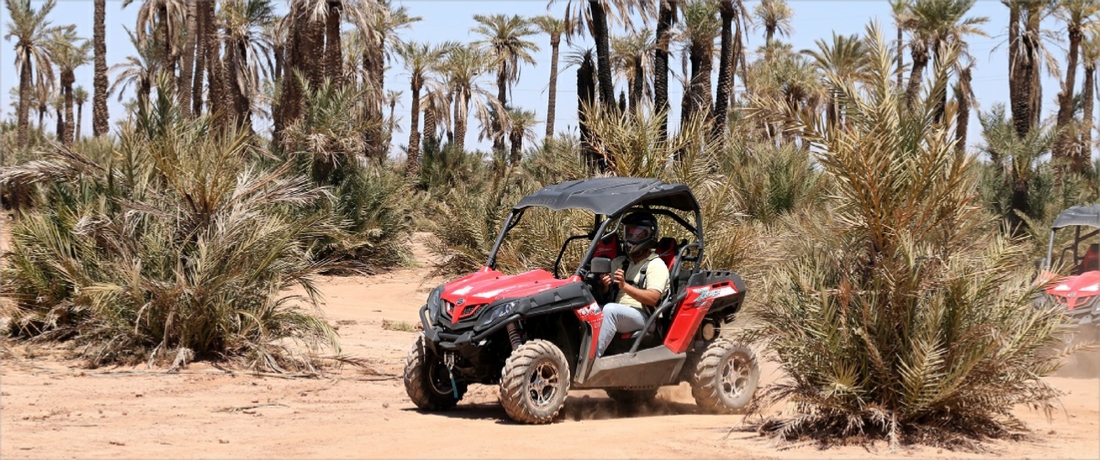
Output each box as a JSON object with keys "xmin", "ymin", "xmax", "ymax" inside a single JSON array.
[{"xmin": 610, "ymin": 252, "xmax": 670, "ymax": 310}]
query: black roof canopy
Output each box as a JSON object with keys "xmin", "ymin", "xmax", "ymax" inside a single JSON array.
[
  {"xmin": 1052, "ymin": 204, "xmax": 1100, "ymax": 229},
  {"xmin": 513, "ymin": 177, "xmax": 699, "ymax": 215}
]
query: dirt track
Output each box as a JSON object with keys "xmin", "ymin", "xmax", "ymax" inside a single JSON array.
[{"xmin": 2, "ymin": 234, "xmax": 1099, "ymax": 459}]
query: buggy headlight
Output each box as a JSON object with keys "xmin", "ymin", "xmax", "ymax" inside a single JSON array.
[
  {"xmin": 426, "ymin": 286, "xmax": 443, "ymax": 318},
  {"xmin": 475, "ymin": 301, "xmax": 517, "ymax": 330}
]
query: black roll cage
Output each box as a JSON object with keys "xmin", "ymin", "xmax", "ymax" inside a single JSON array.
[{"xmin": 485, "ymin": 204, "xmax": 705, "ymax": 280}]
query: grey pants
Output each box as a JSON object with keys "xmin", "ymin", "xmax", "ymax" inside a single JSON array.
[{"xmin": 597, "ymin": 303, "xmax": 647, "ymax": 357}]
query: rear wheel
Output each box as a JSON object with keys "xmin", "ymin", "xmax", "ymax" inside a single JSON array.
[
  {"xmin": 691, "ymin": 339, "xmax": 759, "ymax": 414},
  {"xmin": 605, "ymin": 388, "xmax": 659, "ymax": 405},
  {"xmin": 404, "ymin": 336, "xmax": 467, "ymax": 411},
  {"xmin": 499, "ymin": 340, "xmax": 571, "ymax": 424}
]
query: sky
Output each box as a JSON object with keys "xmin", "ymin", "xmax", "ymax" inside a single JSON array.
[{"xmin": 0, "ymin": 0, "xmax": 1075, "ymax": 158}]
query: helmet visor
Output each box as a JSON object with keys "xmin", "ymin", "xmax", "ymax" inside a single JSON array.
[{"xmin": 624, "ymin": 224, "xmax": 653, "ymax": 245}]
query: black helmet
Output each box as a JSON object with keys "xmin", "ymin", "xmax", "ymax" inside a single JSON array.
[{"xmin": 621, "ymin": 212, "xmax": 658, "ymax": 257}]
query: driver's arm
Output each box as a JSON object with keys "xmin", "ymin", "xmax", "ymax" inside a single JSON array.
[{"xmin": 618, "ymin": 282, "xmax": 661, "ymax": 308}]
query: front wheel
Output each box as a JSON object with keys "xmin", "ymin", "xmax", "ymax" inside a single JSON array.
[
  {"xmin": 690, "ymin": 339, "xmax": 759, "ymax": 414},
  {"xmin": 404, "ymin": 336, "xmax": 467, "ymax": 411},
  {"xmin": 499, "ymin": 340, "xmax": 571, "ymax": 424}
]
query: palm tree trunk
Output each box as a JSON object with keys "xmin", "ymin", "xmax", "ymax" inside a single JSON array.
[
  {"xmin": 1025, "ymin": 7, "xmax": 1042, "ymax": 131},
  {"xmin": 896, "ymin": 22, "xmax": 904, "ymax": 89},
  {"xmin": 1007, "ymin": 3, "xmax": 1032, "ymax": 138},
  {"xmin": 654, "ymin": 0, "xmax": 675, "ymax": 139},
  {"xmin": 422, "ymin": 98, "xmax": 437, "ymax": 154},
  {"xmin": 75, "ymin": 101, "xmax": 83, "ymax": 141},
  {"xmin": 454, "ymin": 91, "xmax": 468, "ymax": 152},
  {"xmin": 178, "ymin": 0, "xmax": 196, "ymax": 117},
  {"xmin": 92, "ymin": 0, "xmax": 109, "ymax": 137},
  {"xmin": 192, "ymin": 0, "xmax": 209, "ymax": 116},
  {"xmin": 55, "ymin": 108, "xmax": 63, "ymax": 141},
  {"xmin": 406, "ymin": 81, "xmax": 422, "ymax": 177},
  {"xmin": 16, "ymin": 57, "xmax": 30, "ymax": 148},
  {"xmin": 493, "ymin": 66, "xmax": 507, "ymax": 153},
  {"xmin": 228, "ymin": 42, "xmax": 252, "ymax": 130},
  {"xmin": 62, "ymin": 71, "xmax": 75, "ymax": 146},
  {"xmin": 905, "ymin": 42, "xmax": 927, "ymax": 111},
  {"xmin": 630, "ymin": 62, "xmax": 643, "ymax": 115},
  {"xmin": 158, "ymin": 4, "xmax": 177, "ymax": 83},
  {"xmin": 578, "ymin": 51, "xmax": 599, "ymax": 170},
  {"xmin": 207, "ymin": 30, "xmax": 225, "ymax": 119},
  {"xmin": 509, "ymin": 124, "xmax": 522, "ymax": 165},
  {"xmin": 324, "ymin": 0, "xmax": 342, "ymax": 83},
  {"xmin": 590, "ymin": 0, "xmax": 615, "ymax": 110},
  {"xmin": 364, "ymin": 45, "xmax": 386, "ymax": 158},
  {"xmin": 1054, "ymin": 26, "xmax": 1082, "ymax": 164},
  {"xmin": 1082, "ymin": 63, "xmax": 1095, "ymax": 166},
  {"xmin": 955, "ymin": 66, "xmax": 971, "ymax": 154},
  {"xmin": 712, "ymin": 0, "xmax": 736, "ymax": 141},
  {"xmin": 545, "ymin": 33, "xmax": 560, "ymax": 139}
]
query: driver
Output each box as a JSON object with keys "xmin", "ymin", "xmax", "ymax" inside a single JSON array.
[{"xmin": 596, "ymin": 212, "xmax": 669, "ymax": 357}]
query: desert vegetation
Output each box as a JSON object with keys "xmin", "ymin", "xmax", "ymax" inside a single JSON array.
[{"xmin": 1, "ymin": 0, "xmax": 1097, "ymax": 449}]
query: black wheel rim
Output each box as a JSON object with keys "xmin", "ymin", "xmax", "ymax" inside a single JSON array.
[
  {"xmin": 527, "ymin": 360, "xmax": 560, "ymax": 407},
  {"xmin": 429, "ymin": 361, "xmax": 453, "ymax": 396},
  {"xmin": 720, "ymin": 353, "xmax": 750, "ymax": 400}
]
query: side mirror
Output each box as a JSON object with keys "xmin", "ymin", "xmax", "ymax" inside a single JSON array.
[{"xmin": 590, "ymin": 257, "xmax": 612, "ymax": 275}]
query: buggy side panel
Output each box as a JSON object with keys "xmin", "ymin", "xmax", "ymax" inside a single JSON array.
[
  {"xmin": 573, "ymin": 346, "xmax": 685, "ymax": 389},
  {"xmin": 663, "ymin": 271, "xmax": 746, "ymax": 354}
]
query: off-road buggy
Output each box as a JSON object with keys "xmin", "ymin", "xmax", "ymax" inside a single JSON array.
[
  {"xmin": 1038, "ymin": 204, "xmax": 1100, "ymax": 340},
  {"xmin": 403, "ymin": 178, "xmax": 759, "ymax": 424}
]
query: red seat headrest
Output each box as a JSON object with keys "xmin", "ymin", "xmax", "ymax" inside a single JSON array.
[
  {"xmin": 594, "ymin": 234, "xmax": 621, "ymax": 260},
  {"xmin": 655, "ymin": 237, "xmax": 677, "ymax": 268}
]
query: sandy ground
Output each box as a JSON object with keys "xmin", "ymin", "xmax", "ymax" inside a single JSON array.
[{"xmin": 1, "ymin": 229, "xmax": 1099, "ymax": 459}]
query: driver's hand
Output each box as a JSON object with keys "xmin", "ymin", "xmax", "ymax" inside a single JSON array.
[
  {"xmin": 600, "ymin": 273, "xmax": 612, "ymax": 289},
  {"xmin": 612, "ymin": 269, "xmax": 626, "ymax": 288}
]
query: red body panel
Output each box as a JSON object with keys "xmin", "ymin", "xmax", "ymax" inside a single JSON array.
[
  {"xmin": 663, "ymin": 281, "xmax": 740, "ymax": 353},
  {"xmin": 573, "ymin": 302, "xmax": 603, "ymax": 359},
  {"xmin": 440, "ymin": 267, "xmax": 576, "ymax": 323},
  {"xmin": 1045, "ymin": 270, "xmax": 1100, "ymax": 311}
]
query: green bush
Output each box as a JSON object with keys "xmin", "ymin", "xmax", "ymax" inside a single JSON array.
[
  {"xmin": 742, "ymin": 29, "xmax": 1066, "ymax": 447},
  {"xmin": 1, "ymin": 93, "xmax": 341, "ymax": 371}
]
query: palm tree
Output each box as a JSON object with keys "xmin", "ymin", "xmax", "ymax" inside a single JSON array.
[
  {"xmin": 1005, "ymin": 0, "xmax": 1055, "ymax": 138},
  {"xmin": 93, "ymin": 0, "xmax": 109, "ymax": 137},
  {"xmin": 348, "ymin": 0, "xmax": 420, "ymax": 160},
  {"xmin": 507, "ymin": 108, "xmax": 539, "ymax": 165},
  {"xmin": 1080, "ymin": 32, "xmax": 1098, "ymax": 164},
  {"xmin": 890, "ymin": 0, "xmax": 912, "ymax": 89},
  {"xmin": 220, "ymin": 0, "xmax": 275, "ymax": 130},
  {"xmin": 123, "ymin": 0, "xmax": 185, "ymax": 88},
  {"xmin": 713, "ymin": 0, "xmax": 749, "ymax": 140},
  {"xmin": 677, "ymin": 0, "xmax": 721, "ymax": 125},
  {"xmin": 110, "ymin": 29, "xmax": 161, "ymax": 112},
  {"xmin": 439, "ymin": 44, "xmax": 499, "ymax": 152},
  {"xmin": 954, "ymin": 58, "xmax": 975, "ymax": 152},
  {"xmin": 384, "ymin": 88, "xmax": 402, "ymax": 152},
  {"xmin": 1052, "ymin": 0, "xmax": 1099, "ymax": 163},
  {"xmin": 49, "ymin": 28, "xmax": 91, "ymax": 146},
  {"xmin": 73, "ymin": 85, "xmax": 88, "ymax": 140},
  {"xmin": 802, "ymin": 32, "xmax": 869, "ymax": 129},
  {"xmin": 397, "ymin": 40, "xmax": 449, "ymax": 177},
  {"xmin": 4, "ymin": 0, "xmax": 59, "ymax": 148},
  {"xmin": 902, "ymin": 0, "xmax": 987, "ymax": 112},
  {"xmin": 531, "ymin": 14, "xmax": 572, "ymax": 139},
  {"xmin": 177, "ymin": 0, "xmax": 197, "ymax": 117},
  {"xmin": 980, "ymin": 103, "xmax": 1056, "ymax": 230},
  {"xmin": 654, "ymin": 0, "xmax": 679, "ymax": 138},
  {"xmin": 472, "ymin": 14, "xmax": 540, "ymax": 153},
  {"xmin": 610, "ymin": 29, "xmax": 653, "ymax": 115},
  {"xmin": 754, "ymin": 0, "xmax": 792, "ymax": 60},
  {"xmin": 553, "ymin": 0, "xmax": 653, "ymax": 110}
]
